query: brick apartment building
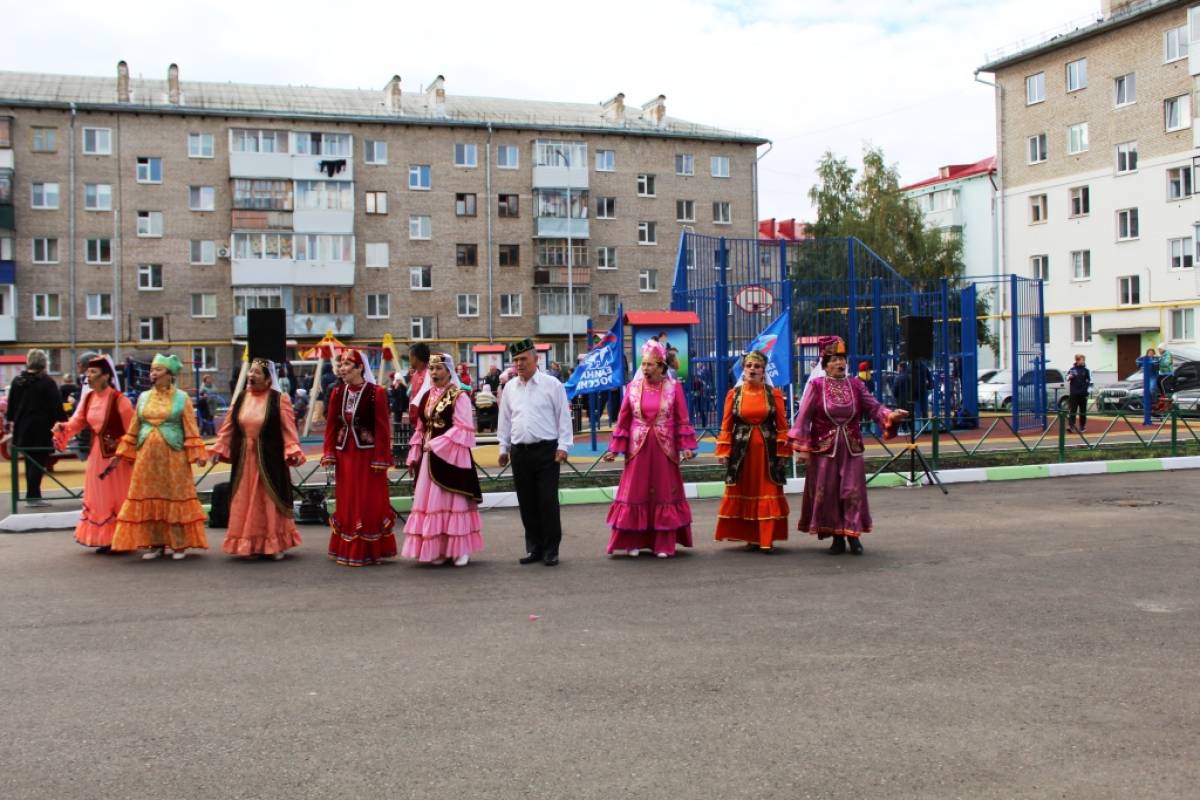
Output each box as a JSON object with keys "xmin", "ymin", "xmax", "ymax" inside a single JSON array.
[{"xmin": 0, "ymin": 64, "xmax": 765, "ymax": 386}]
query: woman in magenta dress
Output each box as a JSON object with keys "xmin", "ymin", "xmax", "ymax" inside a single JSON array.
[
  {"xmin": 601, "ymin": 340, "xmax": 697, "ymax": 558},
  {"xmin": 402, "ymin": 353, "xmax": 483, "ymax": 566},
  {"xmin": 323, "ymin": 349, "xmax": 397, "ymax": 566},
  {"xmin": 788, "ymin": 336, "xmax": 907, "ymax": 555},
  {"xmin": 51, "ymin": 355, "xmax": 134, "ymax": 552}
]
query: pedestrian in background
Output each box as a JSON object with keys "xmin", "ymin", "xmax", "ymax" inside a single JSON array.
[
  {"xmin": 5, "ymin": 349, "xmax": 67, "ymax": 508},
  {"xmin": 1066, "ymin": 353, "xmax": 1091, "ymax": 433}
]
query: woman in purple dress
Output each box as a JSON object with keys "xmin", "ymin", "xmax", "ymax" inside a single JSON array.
[
  {"xmin": 788, "ymin": 336, "xmax": 907, "ymax": 555},
  {"xmin": 601, "ymin": 340, "xmax": 697, "ymax": 558}
]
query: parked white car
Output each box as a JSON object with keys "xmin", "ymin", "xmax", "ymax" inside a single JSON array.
[{"xmin": 978, "ymin": 368, "xmax": 1068, "ymax": 411}]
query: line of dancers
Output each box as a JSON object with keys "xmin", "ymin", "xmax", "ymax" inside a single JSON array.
[{"xmin": 52, "ymin": 335, "xmax": 907, "ymax": 566}]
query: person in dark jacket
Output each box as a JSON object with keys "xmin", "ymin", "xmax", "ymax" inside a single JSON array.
[
  {"xmin": 5, "ymin": 349, "xmax": 68, "ymax": 507},
  {"xmin": 1065, "ymin": 353, "xmax": 1092, "ymax": 433}
]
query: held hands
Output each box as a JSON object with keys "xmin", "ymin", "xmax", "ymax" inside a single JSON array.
[
  {"xmin": 601, "ymin": 451, "xmax": 617, "ymax": 462},
  {"xmin": 286, "ymin": 452, "xmax": 307, "ymax": 467},
  {"xmin": 680, "ymin": 449, "xmax": 695, "ymax": 461},
  {"xmin": 193, "ymin": 457, "xmax": 208, "ymax": 468}
]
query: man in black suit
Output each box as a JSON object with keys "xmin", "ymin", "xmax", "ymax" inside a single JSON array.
[{"xmin": 6, "ymin": 349, "xmax": 68, "ymax": 507}]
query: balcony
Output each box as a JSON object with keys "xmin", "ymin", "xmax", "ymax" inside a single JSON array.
[
  {"xmin": 231, "ymin": 258, "xmax": 355, "ymax": 287},
  {"xmin": 537, "ymin": 314, "xmax": 589, "ymax": 335},
  {"xmin": 534, "ymin": 266, "xmax": 591, "ymax": 286},
  {"xmin": 234, "ymin": 312, "xmax": 355, "ymax": 338},
  {"xmin": 536, "ymin": 242, "xmax": 589, "ymax": 268},
  {"xmin": 232, "ymin": 209, "xmax": 293, "ymax": 230},
  {"xmin": 0, "ymin": 284, "xmax": 14, "ymax": 341},
  {"xmin": 926, "ymin": 205, "xmax": 963, "ymax": 230},
  {"xmin": 535, "ymin": 216, "xmax": 589, "ymax": 239},
  {"xmin": 532, "ymin": 163, "xmax": 589, "ymax": 190},
  {"xmin": 0, "ymin": 205, "xmax": 10, "ymax": 231},
  {"xmin": 0, "ymin": 260, "xmax": 15, "ymax": 283},
  {"xmin": 293, "ymin": 208, "xmax": 354, "ymax": 234},
  {"xmin": 229, "ymin": 151, "xmax": 353, "ymax": 182}
]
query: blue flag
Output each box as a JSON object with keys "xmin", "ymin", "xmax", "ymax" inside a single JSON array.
[
  {"xmin": 738, "ymin": 310, "xmax": 792, "ymax": 386},
  {"xmin": 565, "ymin": 305, "xmax": 624, "ymax": 400}
]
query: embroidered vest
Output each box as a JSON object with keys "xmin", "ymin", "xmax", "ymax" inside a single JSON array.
[
  {"xmin": 419, "ymin": 385, "xmax": 483, "ymax": 502},
  {"xmin": 228, "ymin": 390, "xmax": 294, "ymax": 515},
  {"xmin": 627, "ymin": 378, "xmax": 679, "ymax": 460},
  {"xmin": 135, "ymin": 389, "xmax": 187, "ymax": 450},
  {"xmin": 331, "ymin": 383, "xmax": 379, "ymax": 450},
  {"xmin": 83, "ymin": 388, "xmax": 128, "ymax": 459},
  {"xmin": 724, "ymin": 385, "xmax": 786, "ymax": 487}
]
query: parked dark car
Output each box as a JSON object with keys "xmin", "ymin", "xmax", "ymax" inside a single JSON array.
[{"xmin": 1096, "ymin": 360, "xmax": 1200, "ymax": 411}]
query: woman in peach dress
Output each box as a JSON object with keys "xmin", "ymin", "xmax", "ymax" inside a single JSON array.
[{"xmin": 209, "ymin": 358, "xmax": 306, "ymax": 559}]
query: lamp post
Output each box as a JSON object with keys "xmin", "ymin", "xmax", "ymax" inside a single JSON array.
[{"xmin": 556, "ymin": 145, "xmax": 575, "ymax": 363}]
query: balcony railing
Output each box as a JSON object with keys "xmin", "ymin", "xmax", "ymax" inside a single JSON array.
[
  {"xmin": 534, "ymin": 266, "xmax": 591, "ymax": 286},
  {"xmin": 536, "ymin": 243, "xmax": 589, "ymax": 268},
  {"xmin": 535, "ymin": 217, "xmax": 589, "ymax": 239},
  {"xmin": 231, "ymin": 210, "xmax": 293, "ymax": 230}
]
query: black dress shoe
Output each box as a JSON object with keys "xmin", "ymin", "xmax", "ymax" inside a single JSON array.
[
  {"xmin": 848, "ymin": 537, "xmax": 864, "ymax": 556},
  {"xmin": 543, "ymin": 553, "xmax": 559, "ymax": 566},
  {"xmin": 828, "ymin": 535, "xmax": 846, "ymax": 555},
  {"xmin": 518, "ymin": 553, "xmax": 543, "ymax": 565}
]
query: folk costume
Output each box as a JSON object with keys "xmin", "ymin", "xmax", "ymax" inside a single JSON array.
[
  {"xmin": 714, "ymin": 350, "xmax": 791, "ymax": 549},
  {"xmin": 402, "ymin": 353, "xmax": 484, "ymax": 565},
  {"xmin": 111, "ymin": 354, "xmax": 209, "ymax": 556},
  {"xmin": 789, "ymin": 336, "xmax": 899, "ymax": 553},
  {"xmin": 53, "ymin": 356, "xmax": 134, "ymax": 549},
  {"xmin": 210, "ymin": 359, "xmax": 305, "ymax": 558},
  {"xmin": 323, "ymin": 350, "xmax": 397, "ymax": 566},
  {"xmin": 606, "ymin": 340, "xmax": 697, "ymax": 557}
]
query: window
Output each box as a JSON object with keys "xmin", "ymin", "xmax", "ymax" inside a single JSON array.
[
  {"xmin": 84, "ymin": 183, "xmax": 113, "ymax": 211},
  {"xmin": 138, "ymin": 264, "xmax": 163, "ymax": 290},
  {"xmin": 592, "ymin": 149, "xmax": 615, "ymax": 172},
  {"xmin": 1170, "ymin": 237, "xmax": 1194, "ymax": 269},
  {"xmin": 713, "ymin": 201, "xmax": 731, "ymax": 224},
  {"xmin": 366, "ymin": 293, "xmax": 390, "ymax": 319},
  {"xmin": 1117, "ymin": 208, "xmax": 1139, "ymax": 240},
  {"xmin": 596, "ymin": 196, "xmax": 616, "ymax": 219},
  {"xmin": 1114, "ymin": 73, "xmax": 1136, "ymax": 107},
  {"xmin": 637, "ymin": 174, "xmax": 656, "ymax": 196},
  {"xmin": 138, "ymin": 317, "xmax": 164, "ymax": 341},
  {"xmin": 1071, "ymin": 250, "xmax": 1091, "ymax": 281},
  {"xmin": 291, "ymin": 132, "xmax": 351, "ymax": 157},
  {"xmin": 1071, "ymin": 314, "xmax": 1092, "ymax": 344},
  {"xmin": 233, "ymin": 232, "xmax": 294, "ymax": 260},
  {"xmin": 1118, "ymin": 275, "xmax": 1140, "ymax": 306},
  {"xmin": 1031, "ymin": 254, "xmax": 1049, "ymax": 281},
  {"xmin": 86, "ymin": 293, "xmax": 112, "ymax": 320},
  {"xmin": 500, "ymin": 294, "xmax": 522, "ymax": 317},
  {"xmin": 33, "ymin": 294, "xmax": 61, "ymax": 320},
  {"xmin": 365, "ymin": 242, "xmax": 389, "ymax": 268},
  {"xmin": 639, "ymin": 269, "xmax": 658, "ymax": 292},
  {"xmin": 1066, "ymin": 58, "xmax": 1087, "ymax": 92},
  {"xmin": 711, "ymin": 156, "xmax": 730, "ymax": 178},
  {"xmin": 137, "ymin": 211, "xmax": 163, "ymax": 237},
  {"xmin": 456, "ymin": 293, "xmax": 479, "ymax": 317},
  {"xmin": 408, "ymin": 164, "xmax": 431, "ymax": 190},
  {"xmin": 294, "ymin": 234, "xmax": 352, "ymax": 262},
  {"xmin": 1170, "ymin": 308, "xmax": 1196, "ymax": 341},
  {"xmin": 82, "ymin": 127, "xmax": 112, "ymax": 155},
  {"xmin": 365, "ymin": 191, "xmax": 388, "ymax": 214},
  {"xmin": 231, "ymin": 129, "xmax": 285, "ymax": 153},
  {"xmin": 0, "ymin": 237, "xmax": 9, "ymax": 261},
  {"xmin": 455, "ymin": 193, "xmax": 477, "ymax": 216},
  {"xmin": 598, "ymin": 293, "xmax": 620, "ymax": 316},
  {"xmin": 31, "ymin": 182, "xmax": 59, "ymax": 209},
  {"xmin": 409, "ymin": 215, "xmax": 431, "ymax": 240},
  {"xmin": 675, "ymin": 154, "xmax": 694, "ymax": 175},
  {"xmin": 1165, "ymin": 94, "xmax": 1191, "ymax": 131},
  {"xmin": 1068, "ymin": 186, "xmax": 1090, "ymax": 217},
  {"xmin": 1116, "ymin": 141, "xmax": 1138, "ymax": 173},
  {"xmin": 676, "ymin": 200, "xmax": 695, "ymax": 222},
  {"xmin": 1029, "ymin": 194, "xmax": 1047, "ymax": 224},
  {"xmin": 1067, "ymin": 123, "xmax": 1088, "ymax": 155},
  {"xmin": 596, "ymin": 246, "xmax": 617, "ymax": 270},
  {"xmin": 85, "ymin": 238, "xmax": 112, "ymax": 264},
  {"xmin": 456, "ymin": 244, "xmax": 478, "ymax": 266},
  {"xmin": 190, "ymin": 240, "xmax": 216, "ymax": 265},
  {"xmin": 1165, "ymin": 25, "xmax": 1189, "ymax": 62},
  {"xmin": 188, "ymin": 132, "xmax": 214, "ymax": 158},
  {"xmin": 410, "ymin": 266, "xmax": 432, "ymax": 290},
  {"xmin": 191, "ymin": 293, "xmax": 217, "ymax": 318},
  {"xmin": 295, "ymin": 180, "xmax": 353, "ymax": 210},
  {"xmin": 189, "ymin": 186, "xmax": 215, "ymax": 211},
  {"xmin": 233, "ymin": 179, "xmax": 292, "ymax": 210},
  {"xmin": 498, "ymin": 244, "xmax": 520, "ymax": 267},
  {"xmin": 1026, "ymin": 72, "xmax": 1045, "ymax": 105},
  {"xmin": 411, "ymin": 316, "xmax": 433, "ymax": 339},
  {"xmin": 1168, "ymin": 166, "xmax": 1193, "ymax": 199},
  {"xmin": 496, "ymin": 144, "xmax": 519, "ymax": 169},
  {"xmin": 454, "ymin": 143, "xmax": 477, "ymax": 168},
  {"xmin": 1028, "ymin": 133, "xmax": 1048, "ymax": 164},
  {"xmin": 32, "ymin": 238, "xmax": 59, "ymax": 263},
  {"xmin": 638, "ymin": 221, "xmax": 657, "ymax": 245},
  {"xmin": 233, "ymin": 287, "xmax": 283, "ymax": 316},
  {"xmin": 498, "ymin": 194, "xmax": 519, "ymax": 218},
  {"xmin": 364, "ymin": 140, "xmax": 387, "ymax": 165},
  {"xmin": 192, "ymin": 347, "xmax": 216, "ymax": 372},
  {"xmin": 32, "ymin": 127, "xmax": 56, "ymax": 152},
  {"xmin": 136, "ymin": 157, "xmax": 162, "ymax": 183}
]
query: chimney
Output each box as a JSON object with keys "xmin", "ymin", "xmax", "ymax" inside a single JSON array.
[
  {"xmin": 641, "ymin": 95, "xmax": 667, "ymax": 127},
  {"xmin": 601, "ymin": 92, "xmax": 625, "ymax": 122},
  {"xmin": 167, "ymin": 63, "xmax": 180, "ymax": 105},
  {"xmin": 1100, "ymin": 0, "xmax": 1137, "ymax": 18},
  {"xmin": 117, "ymin": 60, "xmax": 130, "ymax": 103},
  {"xmin": 426, "ymin": 75, "xmax": 446, "ymax": 116},
  {"xmin": 384, "ymin": 75, "xmax": 402, "ymax": 112}
]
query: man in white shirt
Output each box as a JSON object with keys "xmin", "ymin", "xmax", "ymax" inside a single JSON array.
[{"xmin": 497, "ymin": 338, "xmax": 574, "ymax": 566}]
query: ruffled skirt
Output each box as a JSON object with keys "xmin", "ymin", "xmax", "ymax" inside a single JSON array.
[
  {"xmin": 112, "ymin": 434, "xmax": 208, "ymax": 552},
  {"xmin": 714, "ymin": 432, "xmax": 789, "ymax": 548},
  {"xmin": 327, "ymin": 448, "xmax": 397, "ymax": 566},
  {"xmin": 606, "ymin": 442, "xmax": 692, "ymax": 556},
  {"xmin": 401, "ymin": 451, "xmax": 483, "ymax": 562}
]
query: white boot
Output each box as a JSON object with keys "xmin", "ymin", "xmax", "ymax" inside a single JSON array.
[
  {"xmin": 453, "ymin": 554, "xmax": 470, "ymax": 567},
  {"xmin": 629, "ymin": 548, "xmax": 640, "ymax": 558},
  {"xmin": 171, "ymin": 549, "xmax": 187, "ymax": 560},
  {"xmin": 141, "ymin": 548, "xmax": 164, "ymax": 560},
  {"xmin": 271, "ymin": 552, "xmax": 285, "ymax": 561}
]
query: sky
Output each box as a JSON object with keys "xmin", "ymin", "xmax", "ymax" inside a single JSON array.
[{"xmin": 2, "ymin": 0, "xmax": 1101, "ymax": 221}]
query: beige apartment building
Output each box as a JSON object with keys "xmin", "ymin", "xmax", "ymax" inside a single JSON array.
[{"xmin": 0, "ymin": 64, "xmax": 765, "ymax": 386}]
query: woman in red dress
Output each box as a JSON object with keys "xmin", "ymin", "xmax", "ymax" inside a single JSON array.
[{"xmin": 323, "ymin": 350, "xmax": 397, "ymax": 566}]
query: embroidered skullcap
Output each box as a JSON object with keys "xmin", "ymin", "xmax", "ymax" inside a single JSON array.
[{"xmin": 152, "ymin": 353, "xmax": 183, "ymax": 374}]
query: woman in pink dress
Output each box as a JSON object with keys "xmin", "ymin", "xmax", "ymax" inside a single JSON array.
[
  {"xmin": 209, "ymin": 358, "xmax": 307, "ymax": 560},
  {"xmin": 601, "ymin": 340, "xmax": 697, "ymax": 558},
  {"xmin": 402, "ymin": 353, "xmax": 483, "ymax": 566},
  {"xmin": 51, "ymin": 356, "xmax": 134, "ymax": 552}
]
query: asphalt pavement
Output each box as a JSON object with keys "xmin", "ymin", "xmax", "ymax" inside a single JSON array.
[{"xmin": 0, "ymin": 472, "xmax": 1197, "ymax": 799}]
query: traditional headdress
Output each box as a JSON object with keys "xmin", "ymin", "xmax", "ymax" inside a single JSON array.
[
  {"xmin": 249, "ymin": 357, "xmax": 282, "ymax": 391},
  {"xmin": 735, "ymin": 349, "xmax": 773, "ymax": 387},
  {"xmin": 340, "ymin": 349, "xmax": 375, "ymax": 385},
  {"xmin": 76, "ymin": 354, "xmax": 120, "ymax": 407},
  {"xmin": 641, "ymin": 339, "xmax": 667, "ymax": 365},
  {"xmin": 817, "ymin": 336, "xmax": 846, "ymax": 357},
  {"xmin": 152, "ymin": 353, "xmax": 183, "ymax": 375},
  {"xmin": 412, "ymin": 352, "xmax": 457, "ymax": 410},
  {"xmin": 507, "ymin": 337, "xmax": 536, "ymax": 359}
]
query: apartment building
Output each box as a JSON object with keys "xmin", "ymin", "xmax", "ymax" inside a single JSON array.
[
  {"xmin": 979, "ymin": 0, "xmax": 1200, "ymax": 380},
  {"xmin": 0, "ymin": 65, "xmax": 764, "ymax": 385}
]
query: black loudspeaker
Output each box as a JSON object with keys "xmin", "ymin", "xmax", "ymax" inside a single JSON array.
[
  {"xmin": 247, "ymin": 308, "xmax": 287, "ymax": 364},
  {"xmin": 901, "ymin": 315, "xmax": 934, "ymax": 361}
]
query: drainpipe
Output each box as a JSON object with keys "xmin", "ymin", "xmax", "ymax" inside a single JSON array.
[
  {"xmin": 974, "ymin": 70, "xmax": 1005, "ymax": 366},
  {"xmin": 68, "ymin": 102, "xmax": 78, "ymax": 368},
  {"xmin": 485, "ymin": 123, "xmax": 494, "ymax": 342},
  {"xmin": 752, "ymin": 141, "xmax": 772, "ymax": 236},
  {"xmin": 113, "ymin": 113, "xmax": 122, "ymax": 358}
]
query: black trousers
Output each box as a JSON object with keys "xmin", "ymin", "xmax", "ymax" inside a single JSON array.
[
  {"xmin": 511, "ymin": 440, "xmax": 562, "ymax": 557},
  {"xmin": 1067, "ymin": 393, "xmax": 1087, "ymax": 430},
  {"xmin": 20, "ymin": 431, "xmax": 52, "ymax": 499}
]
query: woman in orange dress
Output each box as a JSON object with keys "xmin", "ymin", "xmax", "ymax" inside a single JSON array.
[
  {"xmin": 111, "ymin": 354, "xmax": 209, "ymax": 560},
  {"xmin": 209, "ymin": 358, "xmax": 306, "ymax": 560},
  {"xmin": 51, "ymin": 355, "xmax": 134, "ymax": 552},
  {"xmin": 713, "ymin": 350, "xmax": 791, "ymax": 551}
]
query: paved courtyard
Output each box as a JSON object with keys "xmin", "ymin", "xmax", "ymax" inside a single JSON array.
[{"xmin": 0, "ymin": 472, "xmax": 1197, "ymax": 799}]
